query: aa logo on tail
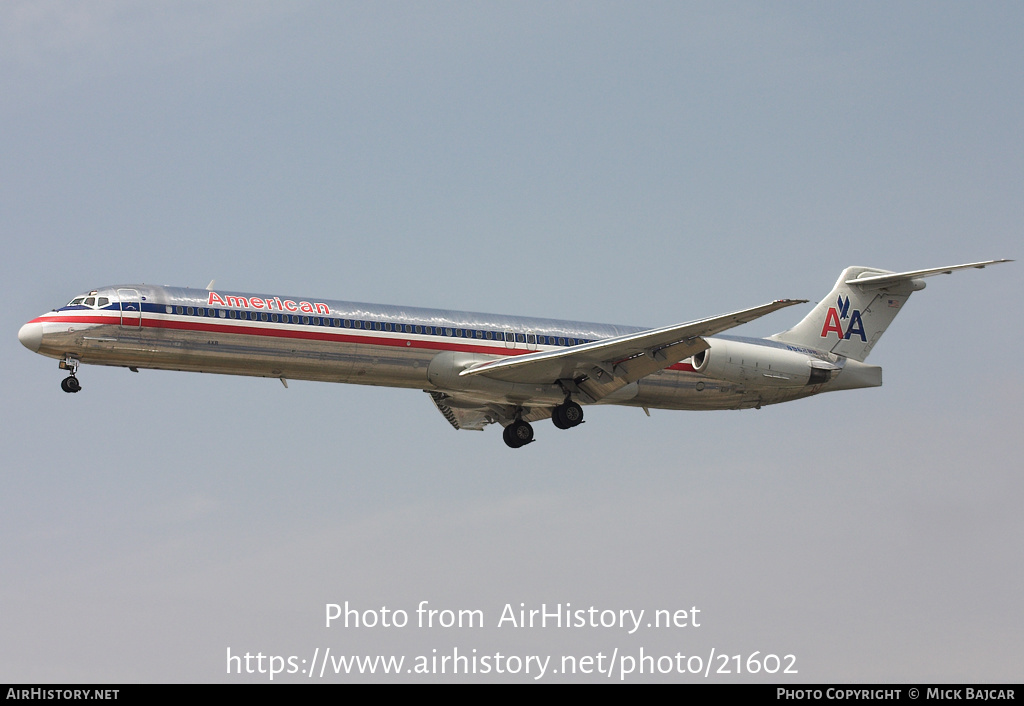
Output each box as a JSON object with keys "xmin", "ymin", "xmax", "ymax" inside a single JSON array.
[{"xmin": 820, "ymin": 295, "xmax": 867, "ymax": 341}]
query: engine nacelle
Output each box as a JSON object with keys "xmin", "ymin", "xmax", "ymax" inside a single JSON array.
[{"xmin": 691, "ymin": 339, "xmax": 836, "ymax": 388}]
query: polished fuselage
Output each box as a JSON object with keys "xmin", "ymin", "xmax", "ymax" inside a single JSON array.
[{"xmin": 21, "ymin": 284, "xmax": 827, "ymax": 411}]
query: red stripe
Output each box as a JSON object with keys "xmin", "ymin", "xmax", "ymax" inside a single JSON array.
[
  {"xmin": 31, "ymin": 313, "xmax": 533, "ymax": 357},
  {"xmin": 28, "ymin": 313, "xmax": 697, "ymax": 371}
]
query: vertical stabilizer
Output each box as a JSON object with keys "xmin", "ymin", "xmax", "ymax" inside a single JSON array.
[
  {"xmin": 770, "ymin": 266, "xmax": 921, "ymax": 362},
  {"xmin": 769, "ymin": 260, "xmax": 1010, "ymax": 362}
]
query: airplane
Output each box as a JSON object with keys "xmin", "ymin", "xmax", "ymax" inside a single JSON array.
[{"xmin": 18, "ymin": 259, "xmax": 1010, "ymax": 448}]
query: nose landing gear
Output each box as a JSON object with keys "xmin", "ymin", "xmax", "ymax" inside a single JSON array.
[{"xmin": 59, "ymin": 355, "xmax": 81, "ymax": 394}]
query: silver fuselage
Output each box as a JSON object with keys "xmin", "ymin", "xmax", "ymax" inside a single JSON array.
[{"xmin": 20, "ymin": 284, "xmax": 844, "ymax": 412}]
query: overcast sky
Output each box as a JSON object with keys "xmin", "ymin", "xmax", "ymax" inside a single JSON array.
[{"xmin": 2, "ymin": 1, "xmax": 1020, "ymax": 683}]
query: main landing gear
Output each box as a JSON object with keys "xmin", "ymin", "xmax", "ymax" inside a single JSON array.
[
  {"xmin": 551, "ymin": 400, "xmax": 584, "ymax": 430},
  {"xmin": 59, "ymin": 355, "xmax": 81, "ymax": 394},
  {"xmin": 502, "ymin": 400, "xmax": 585, "ymax": 448},
  {"xmin": 503, "ymin": 419, "xmax": 534, "ymax": 449}
]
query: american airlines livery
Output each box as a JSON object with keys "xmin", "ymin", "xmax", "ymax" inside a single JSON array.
[{"xmin": 18, "ymin": 260, "xmax": 1010, "ymax": 448}]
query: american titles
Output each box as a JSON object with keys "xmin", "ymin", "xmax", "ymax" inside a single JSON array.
[{"xmin": 207, "ymin": 291, "xmax": 329, "ymax": 316}]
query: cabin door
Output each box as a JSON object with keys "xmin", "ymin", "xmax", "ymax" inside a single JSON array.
[{"xmin": 117, "ymin": 289, "xmax": 142, "ymax": 329}]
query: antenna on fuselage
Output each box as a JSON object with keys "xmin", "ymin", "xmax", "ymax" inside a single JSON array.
[{"xmin": 206, "ymin": 279, "xmax": 216, "ymax": 290}]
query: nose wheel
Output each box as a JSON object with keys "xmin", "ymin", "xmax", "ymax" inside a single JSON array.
[{"xmin": 59, "ymin": 355, "xmax": 81, "ymax": 393}]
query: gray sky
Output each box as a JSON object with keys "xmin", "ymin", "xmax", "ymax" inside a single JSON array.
[{"xmin": 2, "ymin": 1, "xmax": 1020, "ymax": 683}]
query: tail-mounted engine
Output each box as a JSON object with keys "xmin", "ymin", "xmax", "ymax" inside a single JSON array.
[{"xmin": 691, "ymin": 339, "xmax": 837, "ymax": 388}]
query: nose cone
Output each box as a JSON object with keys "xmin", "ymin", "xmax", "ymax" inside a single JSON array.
[{"xmin": 18, "ymin": 321, "xmax": 43, "ymax": 352}]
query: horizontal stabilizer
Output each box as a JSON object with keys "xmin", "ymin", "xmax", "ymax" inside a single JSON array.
[{"xmin": 845, "ymin": 259, "xmax": 1012, "ymax": 289}]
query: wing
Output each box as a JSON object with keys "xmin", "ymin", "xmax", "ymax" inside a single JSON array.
[{"xmin": 458, "ymin": 299, "xmax": 807, "ymax": 403}]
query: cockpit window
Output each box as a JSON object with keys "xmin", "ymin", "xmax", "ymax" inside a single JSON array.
[{"xmin": 65, "ymin": 293, "xmax": 113, "ymax": 309}]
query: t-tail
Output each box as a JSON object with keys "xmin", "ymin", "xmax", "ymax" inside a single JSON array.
[{"xmin": 769, "ymin": 260, "xmax": 1012, "ymax": 362}]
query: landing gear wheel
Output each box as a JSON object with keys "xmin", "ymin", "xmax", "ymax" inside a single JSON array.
[
  {"xmin": 552, "ymin": 401, "xmax": 583, "ymax": 429},
  {"xmin": 552, "ymin": 408, "xmax": 570, "ymax": 429},
  {"xmin": 503, "ymin": 420, "xmax": 534, "ymax": 448},
  {"xmin": 61, "ymin": 376, "xmax": 81, "ymax": 394},
  {"xmin": 562, "ymin": 401, "xmax": 583, "ymax": 426}
]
